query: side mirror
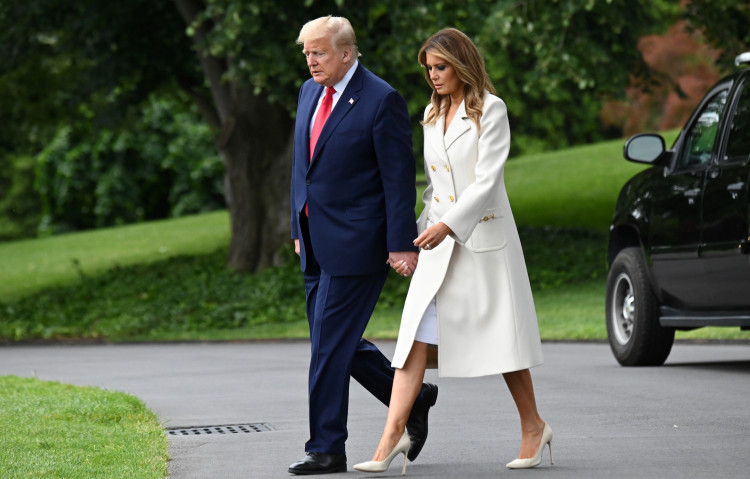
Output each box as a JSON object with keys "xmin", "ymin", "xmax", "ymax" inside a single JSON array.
[{"xmin": 623, "ymin": 133, "xmax": 666, "ymax": 164}]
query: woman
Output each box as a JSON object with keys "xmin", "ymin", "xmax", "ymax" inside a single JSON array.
[{"xmin": 354, "ymin": 28, "xmax": 552, "ymax": 475}]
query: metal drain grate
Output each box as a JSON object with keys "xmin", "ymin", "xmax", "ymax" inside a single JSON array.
[{"xmin": 166, "ymin": 423, "xmax": 275, "ymax": 436}]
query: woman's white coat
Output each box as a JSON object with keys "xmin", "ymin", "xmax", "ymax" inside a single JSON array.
[{"xmin": 390, "ymin": 94, "xmax": 544, "ymax": 377}]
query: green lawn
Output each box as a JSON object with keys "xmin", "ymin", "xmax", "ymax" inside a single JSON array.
[
  {"xmin": 0, "ymin": 376, "xmax": 168, "ymax": 479},
  {"xmin": 0, "ymin": 212, "xmax": 230, "ymax": 301},
  {"xmin": 505, "ymin": 130, "xmax": 680, "ymax": 230}
]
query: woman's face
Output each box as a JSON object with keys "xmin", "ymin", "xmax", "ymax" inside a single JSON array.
[{"xmin": 425, "ymin": 52, "xmax": 462, "ymax": 97}]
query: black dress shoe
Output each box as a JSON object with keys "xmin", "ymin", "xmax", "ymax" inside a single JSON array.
[
  {"xmin": 288, "ymin": 452, "xmax": 347, "ymax": 475},
  {"xmin": 405, "ymin": 382, "xmax": 438, "ymax": 461}
]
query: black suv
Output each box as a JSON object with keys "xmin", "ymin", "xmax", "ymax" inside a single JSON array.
[{"xmin": 606, "ymin": 52, "xmax": 750, "ymax": 366}]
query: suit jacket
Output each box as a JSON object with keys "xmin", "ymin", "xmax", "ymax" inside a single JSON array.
[
  {"xmin": 391, "ymin": 94, "xmax": 544, "ymax": 377},
  {"xmin": 290, "ymin": 64, "xmax": 418, "ymax": 275}
]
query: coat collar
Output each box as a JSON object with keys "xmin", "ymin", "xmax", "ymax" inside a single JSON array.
[
  {"xmin": 424, "ymin": 99, "xmax": 471, "ymax": 164},
  {"xmin": 443, "ymin": 99, "xmax": 471, "ymax": 150}
]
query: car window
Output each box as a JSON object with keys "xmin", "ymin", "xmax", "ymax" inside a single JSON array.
[
  {"xmin": 676, "ymin": 89, "xmax": 729, "ymax": 170},
  {"xmin": 723, "ymin": 81, "xmax": 750, "ymax": 163}
]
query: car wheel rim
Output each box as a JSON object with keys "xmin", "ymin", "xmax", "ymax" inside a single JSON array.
[{"xmin": 611, "ymin": 272, "xmax": 635, "ymax": 345}]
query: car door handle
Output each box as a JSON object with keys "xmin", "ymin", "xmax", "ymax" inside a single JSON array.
[{"xmin": 683, "ymin": 188, "xmax": 701, "ymax": 197}]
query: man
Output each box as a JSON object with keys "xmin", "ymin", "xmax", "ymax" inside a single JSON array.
[{"xmin": 288, "ymin": 15, "xmax": 438, "ymax": 475}]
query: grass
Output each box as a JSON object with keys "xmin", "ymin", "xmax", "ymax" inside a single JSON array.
[
  {"xmin": 504, "ymin": 129, "xmax": 680, "ymax": 231},
  {"xmin": 0, "ymin": 376, "xmax": 169, "ymax": 479},
  {"xmin": 0, "ymin": 212, "xmax": 230, "ymax": 301}
]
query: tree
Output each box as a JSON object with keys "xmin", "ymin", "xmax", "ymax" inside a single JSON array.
[
  {"xmin": 2, "ymin": 0, "xmax": 679, "ymax": 272},
  {"xmin": 685, "ymin": 0, "xmax": 750, "ymax": 69},
  {"xmin": 600, "ymin": 21, "xmax": 721, "ymax": 136},
  {"xmin": 478, "ymin": 0, "xmax": 678, "ymax": 152}
]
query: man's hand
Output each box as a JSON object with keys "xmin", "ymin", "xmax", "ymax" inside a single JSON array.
[
  {"xmin": 294, "ymin": 239, "xmax": 300, "ymax": 256},
  {"xmin": 387, "ymin": 251, "xmax": 418, "ymax": 277}
]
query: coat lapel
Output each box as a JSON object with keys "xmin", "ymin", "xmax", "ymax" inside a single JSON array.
[
  {"xmin": 424, "ymin": 110, "xmax": 451, "ymax": 165},
  {"xmin": 443, "ymin": 100, "xmax": 471, "ymax": 151},
  {"xmin": 309, "ymin": 65, "xmax": 363, "ymax": 167},
  {"xmin": 302, "ymin": 83, "xmax": 324, "ymax": 162}
]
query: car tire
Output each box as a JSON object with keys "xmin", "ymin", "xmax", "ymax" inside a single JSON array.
[{"xmin": 605, "ymin": 247, "xmax": 675, "ymax": 366}]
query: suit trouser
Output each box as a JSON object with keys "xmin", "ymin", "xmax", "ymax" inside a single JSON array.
[{"xmin": 300, "ymin": 217, "xmax": 399, "ymax": 454}]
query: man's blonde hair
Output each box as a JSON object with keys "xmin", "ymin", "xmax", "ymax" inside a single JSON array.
[{"xmin": 297, "ymin": 15, "xmax": 361, "ymax": 58}]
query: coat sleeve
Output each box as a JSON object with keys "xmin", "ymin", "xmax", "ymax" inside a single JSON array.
[
  {"xmin": 373, "ymin": 89, "xmax": 419, "ymax": 252},
  {"xmin": 440, "ymin": 95, "xmax": 510, "ymax": 244},
  {"xmin": 290, "ymin": 83, "xmax": 308, "ymax": 240}
]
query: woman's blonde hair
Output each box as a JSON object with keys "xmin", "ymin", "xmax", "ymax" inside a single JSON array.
[{"xmin": 418, "ymin": 28, "xmax": 495, "ymax": 129}]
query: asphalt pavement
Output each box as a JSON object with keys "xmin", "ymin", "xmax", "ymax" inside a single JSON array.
[{"xmin": 1, "ymin": 340, "xmax": 749, "ymax": 478}]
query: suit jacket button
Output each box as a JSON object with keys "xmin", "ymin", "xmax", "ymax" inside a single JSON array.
[
  {"xmin": 434, "ymin": 196, "xmax": 440, "ymax": 202},
  {"xmin": 445, "ymin": 165, "xmax": 450, "ymax": 172},
  {"xmin": 449, "ymin": 195, "xmax": 455, "ymax": 202},
  {"xmin": 431, "ymin": 165, "xmax": 436, "ymax": 171},
  {"xmin": 306, "ymin": 180, "xmax": 311, "ymax": 185}
]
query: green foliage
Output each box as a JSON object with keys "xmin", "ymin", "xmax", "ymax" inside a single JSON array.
[
  {"xmin": 480, "ymin": 0, "xmax": 679, "ymax": 152},
  {"xmin": 685, "ymin": 0, "xmax": 750, "ymax": 70},
  {"xmin": 0, "ymin": 0, "xmax": 207, "ymax": 238},
  {"xmin": 0, "ymin": 376, "xmax": 168, "ymax": 479},
  {"xmin": 0, "ymin": 248, "xmax": 300, "ymax": 340},
  {"xmin": 33, "ymin": 93, "xmax": 224, "ymax": 235},
  {"xmin": 520, "ymin": 226, "xmax": 607, "ymax": 288},
  {"xmin": 0, "ymin": 154, "xmax": 42, "ymax": 240},
  {"xmin": 0, "ymin": 0, "xmax": 681, "ymax": 243},
  {"xmin": 0, "ymin": 228, "xmax": 604, "ymax": 341}
]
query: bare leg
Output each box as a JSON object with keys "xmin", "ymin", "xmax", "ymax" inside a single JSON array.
[
  {"xmin": 370, "ymin": 341, "xmax": 429, "ymax": 461},
  {"xmin": 502, "ymin": 369, "xmax": 546, "ymax": 459}
]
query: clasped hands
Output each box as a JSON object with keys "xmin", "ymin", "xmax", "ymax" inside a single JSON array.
[{"xmin": 388, "ymin": 222, "xmax": 452, "ymax": 277}]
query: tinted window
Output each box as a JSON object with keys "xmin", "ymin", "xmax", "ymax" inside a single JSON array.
[
  {"xmin": 677, "ymin": 89, "xmax": 729, "ymax": 169},
  {"xmin": 724, "ymin": 81, "xmax": 750, "ymax": 163}
]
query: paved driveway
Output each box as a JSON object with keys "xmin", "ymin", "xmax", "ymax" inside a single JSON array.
[{"xmin": 1, "ymin": 341, "xmax": 749, "ymax": 478}]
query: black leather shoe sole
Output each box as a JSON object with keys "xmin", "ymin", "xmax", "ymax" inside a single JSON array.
[
  {"xmin": 288, "ymin": 452, "xmax": 347, "ymax": 475},
  {"xmin": 287, "ymin": 464, "xmax": 347, "ymax": 475}
]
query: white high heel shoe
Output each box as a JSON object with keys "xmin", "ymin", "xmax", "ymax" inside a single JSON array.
[
  {"xmin": 506, "ymin": 422, "xmax": 553, "ymax": 469},
  {"xmin": 353, "ymin": 431, "xmax": 411, "ymax": 475}
]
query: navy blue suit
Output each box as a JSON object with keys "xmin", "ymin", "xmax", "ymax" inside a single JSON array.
[{"xmin": 290, "ymin": 64, "xmax": 418, "ymax": 454}]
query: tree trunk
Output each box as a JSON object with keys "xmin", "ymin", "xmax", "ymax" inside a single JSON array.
[
  {"xmin": 219, "ymin": 89, "xmax": 293, "ymax": 272},
  {"xmin": 172, "ymin": 0, "xmax": 293, "ymax": 272}
]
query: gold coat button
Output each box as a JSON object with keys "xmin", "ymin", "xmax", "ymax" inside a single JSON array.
[
  {"xmin": 434, "ymin": 196, "xmax": 440, "ymax": 202},
  {"xmin": 431, "ymin": 165, "xmax": 436, "ymax": 171},
  {"xmin": 445, "ymin": 165, "xmax": 450, "ymax": 172},
  {"xmin": 449, "ymin": 195, "xmax": 455, "ymax": 202}
]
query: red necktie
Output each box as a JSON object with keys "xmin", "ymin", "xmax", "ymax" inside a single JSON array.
[
  {"xmin": 306, "ymin": 87, "xmax": 335, "ymax": 216},
  {"xmin": 310, "ymin": 86, "xmax": 335, "ymax": 160}
]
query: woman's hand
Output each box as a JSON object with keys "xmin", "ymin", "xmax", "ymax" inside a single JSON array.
[
  {"xmin": 387, "ymin": 251, "xmax": 418, "ymax": 277},
  {"xmin": 414, "ymin": 222, "xmax": 453, "ymax": 251}
]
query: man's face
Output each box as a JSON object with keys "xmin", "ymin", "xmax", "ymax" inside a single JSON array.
[{"xmin": 303, "ymin": 37, "xmax": 350, "ymax": 87}]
